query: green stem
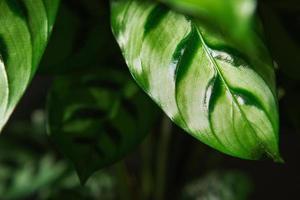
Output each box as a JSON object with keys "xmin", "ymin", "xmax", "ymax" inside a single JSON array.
[{"xmin": 155, "ymin": 115, "xmax": 173, "ymax": 200}]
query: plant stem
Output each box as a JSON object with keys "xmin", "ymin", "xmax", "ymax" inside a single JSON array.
[
  {"xmin": 155, "ymin": 115, "xmax": 172, "ymax": 200},
  {"xmin": 115, "ymin": 161, "xmax": 132, "ymax": 200},
  {"xmin": 141, "ymin": 134, "xmax": 153, "ymax": 200}
]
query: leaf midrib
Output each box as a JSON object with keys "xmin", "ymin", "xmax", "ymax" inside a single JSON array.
[{"xmin": 195, "ymin": 24, "xmax": 272, "ymax": 158}]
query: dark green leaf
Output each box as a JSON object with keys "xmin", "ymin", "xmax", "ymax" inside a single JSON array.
[
  {"xmin": 40, "ymin": 1, "xmax": 121, "ymax": 75},
  {"xmin": 111, "ymin": 0, "xmax": 281, "ymax": 160},
  {"xmin": 47, "ymin": 69, "xmax": 159, "ymax": 183},
  {"xmin": 0, "ymin": 0, "xmax": 60, "ymax": 131}
]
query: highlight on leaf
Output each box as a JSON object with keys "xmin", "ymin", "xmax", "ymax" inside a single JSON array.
[
  {"xmin": 157, "ymin": 0, "xmax": 258, "ymax": 54},
  {"xmin": 111, "ymin": 0, "xmax": 282, "ymax": 161}
]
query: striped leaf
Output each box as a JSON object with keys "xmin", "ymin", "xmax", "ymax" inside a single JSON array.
[
  {"xmin": 111, "ymin": 0, "xmax": 281, "ymax": 161},
  {"xmin": 158, "ymin": 0, "xmax": 257, "ymax": 51},
  {"xmin": 47, "ymin": 70, "xmax": 159, "ymax": 183},
  {"xmin": 0, "ymin": 0, "xmax": 60, "ymax": 131}
]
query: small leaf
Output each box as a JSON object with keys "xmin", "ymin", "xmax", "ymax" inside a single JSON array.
[
  {"xmin": 111, "ymin": 0, "xmax": 281, "ymax": 160},
  {"xmin": 0, "ymin": 0, "xmax": 60, "ymax": 131},
  {"xmin": 47, "ymin": 70, "xmax": 159, "ymax": 183}
]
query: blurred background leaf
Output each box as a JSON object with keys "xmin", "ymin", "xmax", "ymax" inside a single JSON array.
[
  {"xmin": 181, "ymin": 170, "xmax": 253, "ymax": 200},
  {"xmin": 39, "ymin": 0, "xmax": 121, "ymax": 75},
  {"xmin": 47, "ymin": 69, "xmax": 159, "ymax": 183},
  {"xmin": 0, "ymin": 111, "xmax": 118, "ymax": 200}
]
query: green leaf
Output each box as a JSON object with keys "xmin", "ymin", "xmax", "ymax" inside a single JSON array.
[
  {"xmin": 157, "ymin": 0, "xmax": 257, "ymax": 52},
  {"xmin": 0, "ymin": 0, "xmax": 60, "ymax": 131},
  {"xmin": 111, "ymin": 0, "xmax": 281, "ymax": 161},
  {"xmin": 47, "ymin": 69, "xmax": 159, "ymax": 183}
]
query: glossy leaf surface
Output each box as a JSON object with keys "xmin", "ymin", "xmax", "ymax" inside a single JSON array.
[
  {"xmin": 157, "ymin": 0, "xmax": 257, "ymax": 52},
  {"xmin": 0, "ymin": 0, "xmax": 60, "ymax": 131},
  {"xmin": 47, "ymin": 70, "xmax": 159, "ymax": 183},
  {"xmin": 111, "ymin": 0, "xmax": 281, "ymax": 160}
]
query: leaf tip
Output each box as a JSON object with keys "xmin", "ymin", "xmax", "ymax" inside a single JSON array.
[
  {"xmin": 266, "ymin": 150, "xmax": 284, "ymax": 164},
  {"xmin": 272, "ymin": 155, "xmax": 285, "ymax": 164}
]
